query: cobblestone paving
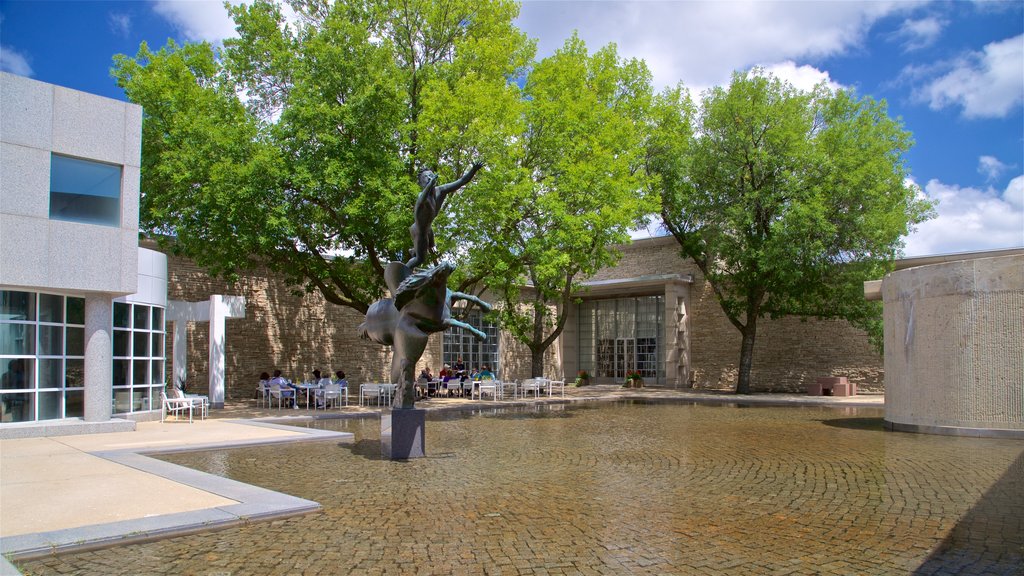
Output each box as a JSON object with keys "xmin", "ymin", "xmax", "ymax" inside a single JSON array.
[{"xmin": 18, "ymin": 402, "xmax": 1024, "ymax": 575}]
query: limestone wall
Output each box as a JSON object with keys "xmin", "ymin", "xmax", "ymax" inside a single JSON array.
[
  {"xmin": 161, "ymin": 235, "xmax": 885, "ymax": 399},
  {"xmin": 592, "ymin": 237, "xmax": 883, "ymax": 392},
  {"xmin": 883, "ymin": 254, "xmax": 1024, "ymax": 436}
]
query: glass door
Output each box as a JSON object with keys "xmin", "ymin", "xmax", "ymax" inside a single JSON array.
[{"xmin": 615, "ymin": 338, "xmax": 635, "ymax": 379}]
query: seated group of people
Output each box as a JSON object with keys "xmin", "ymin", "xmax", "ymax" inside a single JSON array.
[
  {"xmin": 416, "ymin": 361, "xmax": 495, "ymax": 397},
  {"xmin": 259, "ymin": 368, "xmax": 348, "ymax": 408}
]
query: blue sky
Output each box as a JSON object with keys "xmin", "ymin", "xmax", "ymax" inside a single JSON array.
[{"xmin": 2, "ymin": 0, "xmax": 1022, "ymax": 257}]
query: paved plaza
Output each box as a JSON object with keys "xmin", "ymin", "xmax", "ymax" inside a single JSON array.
[{"xmin": 4, "ymin": 388, "xmax": 1021, "ymax": 575}]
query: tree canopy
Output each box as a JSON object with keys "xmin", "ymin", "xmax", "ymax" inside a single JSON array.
[
  {"xmin": 113, "ymin": 0, "xmax": 532, "ymax": 313},
  {"xmin": 452, "ymin": 35, "xmax": 658, "ymax": 377},
  {"xmin": 652, "ymin": 70, "xmax": 934, "ymax": 393}
]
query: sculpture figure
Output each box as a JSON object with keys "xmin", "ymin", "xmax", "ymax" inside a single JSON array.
[
  {"xmin": 406, "ymin": 162, "xmax": 483, "ymax": 269},
  {"xmin": 359, "ymin": 261, "xmax": 490, "ymax": 409},
  {"xmin": 359, "ymin": 161, "xmax": 489, "ymax": 411}
]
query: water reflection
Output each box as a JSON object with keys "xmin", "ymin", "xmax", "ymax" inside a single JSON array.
[{"xmin": 20, "ymin": 401, "xmax": 1024, "ymax": 575}]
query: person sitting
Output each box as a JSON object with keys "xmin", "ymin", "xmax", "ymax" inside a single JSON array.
[
  {"xmin": 439, "ymin": 364, "xmax": 451, "ymax": 380},
  {"xmin": 333, "ymin": 370, "xmax": 348, "ymax": 388},
  {"xmin": 268, "ymin": 369, "xmax": 295, "ymax": 408},
  {"xmin": 311, "ymin": 368, "xmax": 323, "ymax": 383},
  {"xmin": 419, "ymin": 367, "xmax": 433, "ymax": 381},
  {"xmin": 478, "ymin": 365, "xmax": 495, "ymax": 380}
]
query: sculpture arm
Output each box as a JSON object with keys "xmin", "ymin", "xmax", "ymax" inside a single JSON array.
[{"xmin": 435, "ymin": 161, "xmax": 484, "ymax": 201}]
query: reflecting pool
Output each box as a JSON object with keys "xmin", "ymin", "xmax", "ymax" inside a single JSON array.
[{"xmin": 21, "ymin": 401, "xmax": 1024, "ymax": 575}]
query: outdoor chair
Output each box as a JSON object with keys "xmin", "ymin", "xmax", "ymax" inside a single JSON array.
[
  {"xmin": 256, "ymin": 379, "xmax": 270, "ymax": 408},
  {"xmin": 269, "ymin": 383, "xmax": 295, "ymax": 409},
  {"xmin": 317, "ymin": 382, "xmax": 347, "ymax": 409},
  {"xmin": 548, "ymin": 379, "xmax": 565, "ymax": 398},
  {"xmin": 172, "ymin": 386, "xmax": 208, "ymax": 419},
  {"xmin": 473, "ymin": 379, "xmax": 498, "ymax": 401},
  {"xmin": 360, "ymin": 383, "xmax": 381, "ymax": 406},
  {"xmin": 520, "ymin": 378, "xmax": 543, "ymax": 399},
  {"xmin": 160, "ymin": 390, "xmax": 194, "ymax": 423}
]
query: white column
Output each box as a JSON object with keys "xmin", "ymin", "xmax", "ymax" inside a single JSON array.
[
  {"xmin": 208, "ymin": 296, "xmax": 227, "ymax": 408},
  {"xmin": 84, "ymin": 295, "xmax": 112, "ymax": 422},
  {"xmin": 172, "ymin": 319, "xmax": 188, "ymax": 389}
]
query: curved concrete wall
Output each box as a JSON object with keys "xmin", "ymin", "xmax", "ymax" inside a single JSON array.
[{"xmin": 883, "ymin": 254, "xmax": 1023, "ymax": 437}]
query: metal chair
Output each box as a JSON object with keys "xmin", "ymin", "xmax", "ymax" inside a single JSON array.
[{"xmin": 160, "ymin": 390, "xmax": 193, "ymax": 423}]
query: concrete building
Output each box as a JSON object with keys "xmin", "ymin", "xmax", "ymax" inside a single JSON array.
[{"xmin": 0, "ymin": 72, "xmax": 166, "ymax": 436}]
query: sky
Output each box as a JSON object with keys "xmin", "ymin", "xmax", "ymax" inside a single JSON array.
[{"xmin": 1, "ymin": 0, "xmax": 1022, "ymax": 258}]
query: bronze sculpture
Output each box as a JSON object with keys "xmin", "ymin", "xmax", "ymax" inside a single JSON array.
[{"xmin": 359, "ymin": 162, "xmax": 490, "ymax": 411}]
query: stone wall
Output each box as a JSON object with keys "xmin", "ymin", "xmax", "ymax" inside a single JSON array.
[
  {"xmin": 161, "ymin": 235, "xmax": 884, "ymax": 399},
  {"xmin": 163, "ymin": 252, "xmax": 443, "ymax": 401},
  {"xmin": 883, "ymin": 254, "xmax": 1023, "ymax": 435},
  {"xmin": 590, "ymin": 237, "xmax": 883, "ymax": 392}
]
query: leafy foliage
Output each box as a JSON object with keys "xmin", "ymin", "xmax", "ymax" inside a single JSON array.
[
  {"xmin": 653, "ymin": 69, "xmax": 934, "ymax": 393},
  {"xmin": 448, "ymin": 35, "xmax": 658, "ymax": 376},
  {"xmin": 112, "ymin": 0, "xmax": 532, "ymax": 312}
]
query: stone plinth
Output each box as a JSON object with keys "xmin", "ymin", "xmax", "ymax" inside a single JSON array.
[{"xmin": 381, "ymin": 408, "xmax": 426, "ymax": 460}]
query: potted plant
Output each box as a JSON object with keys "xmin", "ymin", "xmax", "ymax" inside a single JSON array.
[
  {"xmin": 574, "ymin": 369, "xmax": 591, "ymax": 387},
  {"xmin": 624, "ymin": 370, "xmax": 644, "ymax": 388}
]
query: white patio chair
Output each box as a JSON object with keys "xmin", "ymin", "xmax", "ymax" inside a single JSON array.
[
  {"xmin": 269, "ymin": 383, "xmax": 295, "ymax": 409},
  {"xmin": 317, "ymin": 382, "xmax": 347, "ymax": 409},
  {"xmin": 256, "ymin": 379, "xmax": 270, "ymax": 408},
  {"xmin": 474, "ymin": 379, "xmax": 498, "ymax": 400},
  {"xmin": 160, "ymin": 390, "xmax": 193, "ymax": 423},
  {"xmin": 548, "ymin": 379, "xmax": 565, "ymax": 398},
  {"xmin": 520, "ymin": 378, "xmax": 543, "ymax": 399},
  {"xmin": 360, "ymin": 383, "xmax": 381, "ymax": 406},
  {"xmin": 172, "ymin": 386, "xmax": 208, "ymax": 419}
]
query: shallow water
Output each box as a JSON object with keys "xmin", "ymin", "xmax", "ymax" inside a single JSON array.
[{"xmin": 20, "ymin": 401, "xmax": 1024, "ymax": 575}]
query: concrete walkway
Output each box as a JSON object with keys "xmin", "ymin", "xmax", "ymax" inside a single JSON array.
[{"xmin": 0, "ymin": 386, "xmax": 881, "ymax": 568}]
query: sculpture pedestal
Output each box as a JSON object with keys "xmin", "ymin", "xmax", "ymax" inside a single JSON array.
[{"xmin": 381, "ymin": 408, "xmax": 426, "ymax": 460}]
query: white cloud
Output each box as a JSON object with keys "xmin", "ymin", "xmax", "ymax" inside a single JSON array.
[
  {"xmin": 978, "ymin": 155, "xmax": 1010, "ymax": 182},
  {"xmin": 516, "ymin": 1, "xmax": 922, "ymax": 90},
  {"xmin": 0, "ymin": 45, "xmax": 32, "ymax": 76},
  {"xmin": 109, "ymin": 13, "xmax": 132, "ymax": 38},
  {"xmin": 895, "ymin": 16, "xmax": 945, "ymax": 51},
  {"xmin": 151, "ymin": 1, "xmax": 300, "ymax": 45},
  {"xmin": 151, "ymin": 0, "xmax": 238, "ymax": 44},
  {"xmin": 756, "ymin": 62, "xmax": 844, "ymax": 93},
  {"xmin": 914, "ymin": 34, "xmax": 1024, "ymax": 118},
  {"xmin": 902, "ymin": 176, "xmax": 1024, "ymax": 256}
]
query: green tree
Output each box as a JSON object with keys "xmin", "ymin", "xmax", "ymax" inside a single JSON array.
[
  {"xmin": 652, "ymin": 70, "xmax": 933, "ymax": 393},
  {"xmin": 112, "ymin": 0, "xmax": 532, "ymax": 312},
  {"xmin": 444, "ymin": 35, "xmax": 657, "ymax": 377}
]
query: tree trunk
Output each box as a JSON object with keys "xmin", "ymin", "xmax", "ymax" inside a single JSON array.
[
  {"xmin": 736, "ymin": 320, "xmax": 757, "ymax": 394},
  {"xmin": 530, "ymin": 304, "xmax": 545, "ymax": 377}
]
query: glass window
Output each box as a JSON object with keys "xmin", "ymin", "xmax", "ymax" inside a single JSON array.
[
  {"xmin": 442, "ymin": 308, "xmax": 499, "ymax": 376},
  {"xmin": 133, "ymin": 305, "xmax": 150, "ymax": 330},
  {"xmin": 151, "ymin": 307, "xmax": 163, "ymax": 330},
  {"xmin": 38, "ymin": 294, "xmax": 64, "ymax": 323},
  {"xmin": 64, "ymin": 390, "xmax": 84, "ymax": 418},
  {"xmin": 38, "ymin": 391, "xmax": 62, "ymax": 420},
  {"xmin": 39, "ymin": 325, "xmax": 63, "ymax": 356},
  {"xmin": 65, "ymin": 359, "xmax": 84, "ymax": 388},
  {"xmin": 0, "ymin": 290, "xmax": 35, "ymax": 321},
  {"xmin": 66, "ymin": 326, "xmax": 84, "ymax": 356},
  {"xmin": 113, "ymin": 302, "xmax": 130, "ymax": 328},
  {"xmin": 66, "ymin": 297, "xmax": 85, "ymax": 325},
  {"xmin": 0, "ymin": 324, "xmax": 35, "ymax": 355},
  {"xmin": 113, "ymin": 330, "xmax": 130, "ymax": 357},
  {"xmin": 113, "ymin": 360, "xmax": 130, "ymax": 386},
  {"xmin": 133, "ymin": 332, "xmax": 149, "ymax": 358},
  {"xmin": 38, "ymin": 358, "xmax": 63, "ymax": 389},
  {"xmin": 0, "ymin": 358, "xmax": 33, "ymax": 390},
  {"xmin": 133, "ymin": 359, "xmax": 149, "ymax": 385},
  {"xmin": 578, "ymin": 296, "xmax": 663, "ymax": 384},
  {"xmin": 49, "ymin": 154, "xmax": 122, "ymax": 227}
]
